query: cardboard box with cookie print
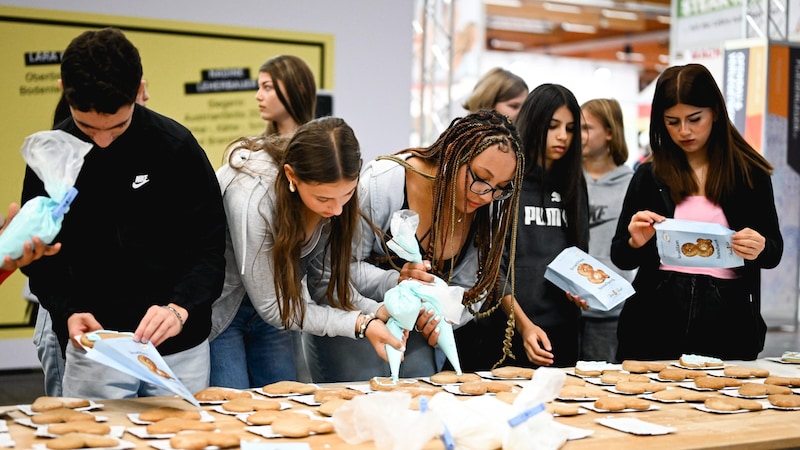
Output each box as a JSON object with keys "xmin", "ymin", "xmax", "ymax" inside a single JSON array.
[
  {"xmin": 653, "ymin": 219, "xmax": 744, "ymax": 268},
  {"xmin": 544, "ymin": 246, "xmax": 634, "ymax": 312}
]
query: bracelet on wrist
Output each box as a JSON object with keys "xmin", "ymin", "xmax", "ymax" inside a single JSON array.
[
  {"xmin": 161, "ymin": 305, "xmax": 184, "ymax": 332},
  {"xmin": 356, "ymin": 313, "xmax": 376, "ymax": 339}
]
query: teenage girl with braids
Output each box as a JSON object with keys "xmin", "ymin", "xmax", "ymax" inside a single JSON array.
[
  {"xmin": 467, "ymin": 84, "xmax": 590, "ymax": 370},
  {"xmin": 211, "ymin": 117, "xmax": 405, "ymax": 389},
  {"xmin": 306, "ymin": 109, "xmax": 543, "ymax": 381}
]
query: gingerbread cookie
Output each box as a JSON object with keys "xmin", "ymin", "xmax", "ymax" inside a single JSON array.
[
  {"xmin": 679, "ymin": 354, "xmax": 724, "ymax": 368},
  {"xmin": 169, "ymin": 431, "xmax": 239, "ymax": 449},
  {"xmin": 221, "ymin": 397, "xmax": 282, "ymax": 413},
  {"xmin": 780, "ymin": 351, "xmax": 800, "ymax": 364},
  {"xmin": 45, "ymin": 432, "xmax": 117, "ymax": 449},
  {"xmin": 47, "ymin": 422, "xmax": 111, "ymax": 435},
  {"xmin": 704, "ymin": 396, "xmax": 762, "ymax": 412},
  {"xmin": 547, "ymin": 403, "xmax": 581, "ymax": 416},
  {"xmin": 621, "ymin": 360, "xmax": 667, "ymax": 374},
  {"xmin": 490, "ymin": 366, "xmax": 534, "ymax": 379},
  {"xmin": 369, "ymin": 377, "xmax": 419, "ymax": 391},
  {"xmin": 652, "ymin": 388, "xmax": 714, "ymax": 403},
  {"xmin": 138, "ymin": 406, "xmax": 201, "ymax": 422},
  {"xmin": 145, "ymin": 417, "xmax": 216, "ymax": 434},
  {"xmin": 262, "ymin": 380, "xmax": 318, "ymax": 395},
  {"xmin": 767, "ymin": 394, "xmax": 800, "ymax": 409},
  {"xmin": 615, "ymin": 380, "xmax": 667, "ymax": 394},
  {"xmin": 430, "ymin": 370, "xmax": 483, "ymax": 384},
  {"xmin": 494, "ymin": 391, "xmax": 519, "ymax": 405},
  {"xmin": 194, "ymin": 386, "xmax": 252, "ymax": 402},
  {"xmin": 318, "ymin": 398, "xmax": 348, "ymax": 417},
  {"xmin": 601, "ymin": 371, "xmax": 651, "ymax": 384},
  {"xmin": 764, "ymin": 376, "xmax": 800, "ymax": 387},
  {"xmin": 31, "ymin": 408, "xmax": 95, "ymax": 425},
  {"xmin": 574, "ymin": 361, "xmax": 617, "ymax": 377},
  {"xmin": 738, "ymin": 382, "xmax": 792, "ymax": 397},
  {"xmin": 31, "ymin": 396, "xmax": 91, "ymax": 412},
  {"xmin": 694, "ymin": 376, "xmax": 742, "ymax": 390},
  {"xmin": 458, "ymin": 380, "xmax": 512, "ymax": 395},
  {"xmin": 657, "ymin": 367, "xmax": 705, "ymax": 381},
  {"xmin": 594, "ymin": 397, "xmax": 650, "ymax": 411},
  {"xmin": 723, "ymin": 366, "xmax": 770, "ymax": 378},
  {"xmin": 271, "ymin": 416, "xmax": 335, "ymax": 438},
  {"xmin": 313, "ymin": 388, "xmax": 364, "ymax": 403},
  {"xmin": 246, "ymin": 410, "xmax": 308, "ymax": 426},
  {"xmin": 558, "ymin": 385, "xmax": 608, "ymax": 399}
]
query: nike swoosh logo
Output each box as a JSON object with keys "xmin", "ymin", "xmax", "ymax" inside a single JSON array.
[{"xmin": 132, "ymin": 180, "xmax": 149, "ymax": 189}]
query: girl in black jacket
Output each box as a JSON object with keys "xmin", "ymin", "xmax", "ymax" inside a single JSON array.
[{"xmin": 611, "ymin": 64, "xmax": 782, "ymax": 361}]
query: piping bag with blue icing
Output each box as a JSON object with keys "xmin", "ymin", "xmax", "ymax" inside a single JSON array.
[
  {"xmin": 0, "ymin": 130, "xmax": 91, "ymax": 260},
  {"xmin": 383, "ymin": 209, "xmax": 465, "ymax": 382}
]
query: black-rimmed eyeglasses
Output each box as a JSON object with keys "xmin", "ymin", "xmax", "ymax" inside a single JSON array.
[{"xmin": 466, "ymin": 165, "xmax": 514, "ymax": 201}]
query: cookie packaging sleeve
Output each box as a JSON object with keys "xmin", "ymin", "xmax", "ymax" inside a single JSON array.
[
  {"xmin": 653, "ymin": 218, "xmax": 744, "ymax": 268},
  {"xmin": 77, "ymin": 330, "xmax": 199, "ymax": 407},
  {"xmin": 544, "ymin": 246, "xmax": 634, "ymax": 312}
]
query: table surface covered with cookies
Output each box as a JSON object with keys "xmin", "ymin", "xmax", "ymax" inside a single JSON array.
[{"xmin": 1, "ymin": 355, "xmax": 799, "ymax": 450}]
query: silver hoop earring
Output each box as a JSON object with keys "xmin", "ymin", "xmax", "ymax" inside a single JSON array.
[{"xmin": 288, "ymin": 180, "xmax": 296, "ymax": 193}]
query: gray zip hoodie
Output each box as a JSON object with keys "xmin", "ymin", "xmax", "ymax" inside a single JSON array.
[
  {"xmin": 210, "ymin": 148, "xmax": 380, "ymax": 341},
  {"xmin": 584, "ymin": 164, "xmax": 636, "ymax": 319}
]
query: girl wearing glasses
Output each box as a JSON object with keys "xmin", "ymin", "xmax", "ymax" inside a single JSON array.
[
  {"xmin": 467, "ymin": 83, "xmax": 589, "ymax": 370},
  {"xmin": 306, "ymin": 110, "xmax": 530, "ymax": 381}
]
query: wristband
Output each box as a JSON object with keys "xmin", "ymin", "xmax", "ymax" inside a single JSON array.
[
  {"xmin": 161, "ymin": 305, "xmax": 184, "ymax": 332},
  {"xmin": 356, "ymin": 313, "xmax": 375, "ymax": 339}
]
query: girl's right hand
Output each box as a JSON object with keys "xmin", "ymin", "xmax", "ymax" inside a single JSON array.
[
  {"xmin": 398, "ymin": 260, "xmax": 434, "ymax": 284},
  {"xmin": 627, "ymin": 210, "xmax": 665, "ymax": 248}
]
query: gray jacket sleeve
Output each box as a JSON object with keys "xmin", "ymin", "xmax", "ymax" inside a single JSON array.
[{"xmin": 216, "ymin": 161, "xmax": 361, "ymax": 339}]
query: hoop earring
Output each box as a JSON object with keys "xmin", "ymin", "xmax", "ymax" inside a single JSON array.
[{"xmin": 288, "ymin": 180, "xmax": 296, "ymax": 193}]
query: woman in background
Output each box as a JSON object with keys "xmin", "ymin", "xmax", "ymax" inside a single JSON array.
[
  {"xmin": 462, "ymin": 67, "xmax": 528, "ymax": 123},
  {"xmin": 611, "ymin": 63, "xmax": 782, "ymax": 361},
  {"xmin": 256, "ymin": 55, "xmax": 317, "ymax": 137},
  {"xmin": 579, "ymin": 97, "xmax": 635, "ymax": 362}
]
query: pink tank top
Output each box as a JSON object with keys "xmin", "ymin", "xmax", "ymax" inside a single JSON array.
[{"xmin": 660, "ymin": 196, "xmax": 739, "ymax": 279}]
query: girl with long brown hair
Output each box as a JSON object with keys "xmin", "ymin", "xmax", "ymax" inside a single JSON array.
[
  {"xmin": 611, "ymin": 63, "xmax": 782, "ymax": 361},
  {"xmin": 211, "ymin": 117, "xmax": 403, "ymax": 388}
]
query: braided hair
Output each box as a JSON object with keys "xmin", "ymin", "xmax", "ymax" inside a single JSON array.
[{"xmin": 385, "ymin": 109, "xmax": 525, "ymax": 365}]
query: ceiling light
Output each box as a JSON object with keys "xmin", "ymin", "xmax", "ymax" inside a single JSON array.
[
  {"xmin": 543, "ymin": 2, "xmax": 582, "ymax": 14},
  {"xmin": 487, "ymin": 16, "xmax": 554, "ymax": 34},
  {"xmin": 484, "ymin": 0, "xmax": 522, "ymax": 6},
  {"xmin": 616, "ymin": 50, "xmax": 645, "ymax": 62},
  {"xmin": 562, "ymin": 22, "xmax": 598, "ymax": 34},
  {"xmin": 601, "ymin": 9, "xmax": 640, "ymax": 21},
  {"xmin": 489, "ymin": 39, "xmax": 526, "ymax": 51}
]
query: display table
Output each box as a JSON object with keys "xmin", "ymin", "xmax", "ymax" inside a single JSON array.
[{"xmin": 1, "ymin": 358, "xmax": 798, "ymax": 449}]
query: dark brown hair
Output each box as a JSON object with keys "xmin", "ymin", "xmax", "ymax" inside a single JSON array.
[{"xmin": 649, "ymin": 63, "xmax": 773, "ymax": 204}]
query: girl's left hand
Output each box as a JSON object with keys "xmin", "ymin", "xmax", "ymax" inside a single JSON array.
[
  {"xmin": 566, "ymin": 291, "xmax": 588, "ymax": 311},
  {"xmin": 732, "ymin": 227, "xmax": 766, "ymax": 260}
]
